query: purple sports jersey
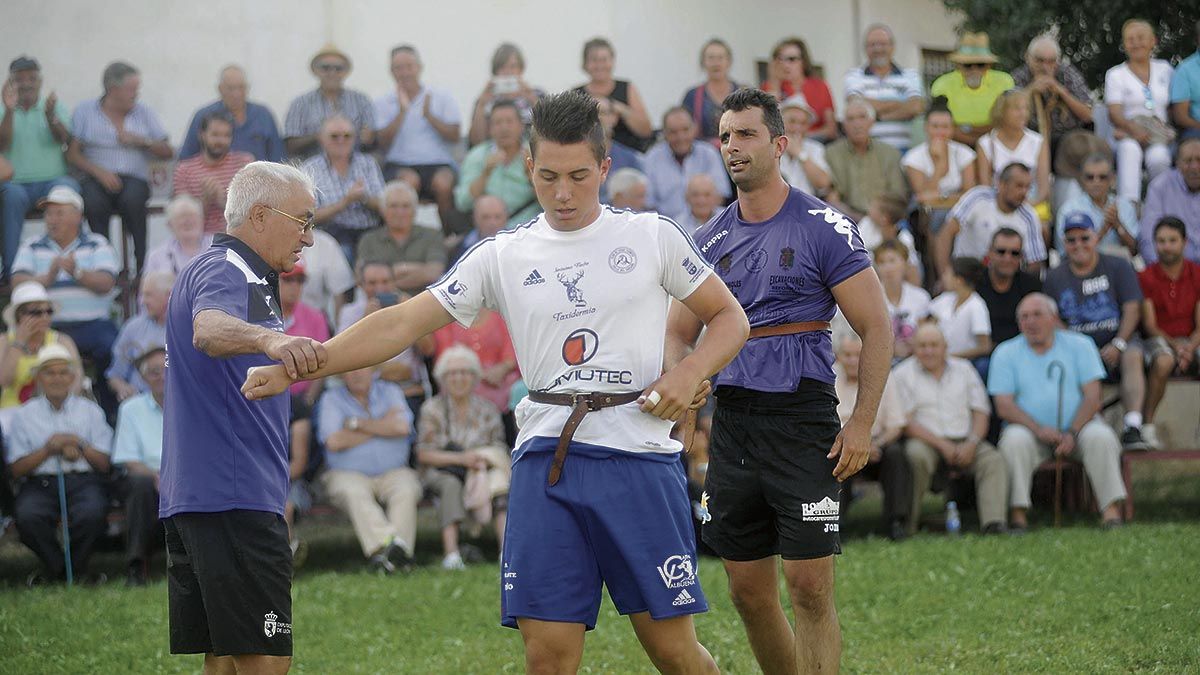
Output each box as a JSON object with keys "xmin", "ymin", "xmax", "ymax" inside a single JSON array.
[{"xmin": 694, "ymin": 187, "xmax": 870, "ymax": 391}]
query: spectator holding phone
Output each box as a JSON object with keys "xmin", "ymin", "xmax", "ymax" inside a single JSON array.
[{"xmin": 467, "ymin": 43, "xmax": 544, "ymax": 147}]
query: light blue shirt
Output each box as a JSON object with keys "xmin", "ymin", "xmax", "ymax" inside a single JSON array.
[
  {"xmin": 987, "ymin": 330, "xmax": 1106, "ymax": 431},
  {"xmin": 1170, "ymin": 51, "xmax": 1200, "ymax": 123},
  {"xmin": 7, "ymin": 395, "xmax": 112, "ymax": 475},
  {"xmin": 112, "ymin": 392, "xmax": 163, "ymax": 471},
  {"xmin": 105, "ymin": 312, "xmax": 166, "ymax": 392},
  {"xmin": 12, "ymin": 230, "xmax": 119, "ymax": 322},
  {"xmin": 318, "ymin": 379, "xmax": 414, "ymax": 476},
  {"xmin": 1055, "ymin": 193, "xmax": 1139, "ymax": 256},
  {"xmin": 643, "ymin": 140, "xmax": 730, "ymax": 222},
  {"xmin": 374, "ymin": 86, "xmax": 461, "ymax": 166}
]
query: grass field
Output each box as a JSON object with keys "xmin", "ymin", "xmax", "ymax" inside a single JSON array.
[{"xmin": 2, "ymin": 462, "xmax": 1199, "ymax": 674}]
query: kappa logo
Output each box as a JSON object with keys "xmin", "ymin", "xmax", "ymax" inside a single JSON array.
[
  {"xmin": 263, "ymin": 610, "xmax": 291, "ymax": 638},
  {"xmin": 609, "ymin": 247, "xmax": 638, "ymax": 273},
  {"xmin": 807, "ymin": 207, "xmax": 856, "ymax": 248},
  {"xmin": 657, "ymin": 554, "xmax": 697, "ymax": 589},
  {"xmin": 672, "ymin": 589, "xmax": 697, "ymax": 606},
  {"xmin": 523, "ymin": 269, "xmax": 546, "ymax": 286},
  {"xmin": 801, "ymin": 496, "xmax": 840, "ymax": 522},
  {"xmin": 561, "ymin": 328, "xmax": 599, "ymax": 366}
]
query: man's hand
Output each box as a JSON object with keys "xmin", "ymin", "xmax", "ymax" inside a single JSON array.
[
  {"xmin": 1, "ymin": 79, "xmax": 16, "ymax": 111},
  {"xmin": 57, "ymin": 252, "xmax": 77, "ymax": 277},
  {"xmin": 1036, "ymin": 425, "xmax": 1063, "ymax": 447},
  {"xmin": 200, "ymin": 177, "xmax": 223, "ymax": 204},
  {"xmin": 117, "ymin": 129, "xmax": 146, "ymax": 148},
  {"xmin": 112, "ymin": 379, "xmax": 137, "ymax": 402},
  {"xmin": 1054, "ymin": 432, "xmax": 1076, "ymax": 458},
  {"xmin": 481, "ymin": 363, "xmax": 509, "ymax": 388},
  {"xmin": 262, "ymin": 334, "xmax": 327, "ymax": 380},
  {"xmin": 953, "ymin": 439, "xmax": 978, "ymax": 468},
  {"xmin": 43, "ymin": 91, "xmax": 58, "ymax": 120},
  {"xmin": 689, "ymin": 378, "xmax": 711, "ymax": 410},
  {"xmin": 344, "ymin": 179, "xmax": 366, "ymax": 204},
  {"xmin": 640, "ymin": 363, "xmax": 703, "ymax": 422},
  {"xmin": 828, "ymin": 419, "xmax": 871, "ymax": 481},
  {"xmin": 422, "ymin": 94, "xmax": 433, "ymax": 121},
  {"xmin": 96, "ymin": 169, "xmax": 123, "ymax": 193},
  {"xmin": 1176, "ymin": 341, "xmax": 1195, "ymax": 371},
  {"xmin": 242, "ymin": 364, "xmax": 293, "ymax": 400},
  {"xmin": 1099, "ymin": 343, "xmax": 1121, "ymax": 367}
]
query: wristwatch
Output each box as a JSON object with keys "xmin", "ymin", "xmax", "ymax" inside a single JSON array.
[
  {"xmin": 347, "ymin": 417, "xmax": 361, "ymax": 431},
  {"xmin": 1111, "ymin": 337, "xmax": 1128, "ymax": 352}
]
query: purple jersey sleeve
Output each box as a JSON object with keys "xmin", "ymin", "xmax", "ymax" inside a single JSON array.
[
  {"xmin": 191, "ymin": 258, "xmax": 250, "ymax": 319},
  {"xmin": 806, "ymin": 204, "xmax": 872, "ymax": 288}
]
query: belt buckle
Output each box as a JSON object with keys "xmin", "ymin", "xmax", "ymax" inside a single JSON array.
[{"xmin": 571, "ymin": 393, "xmax": 597, "ymax": 411}]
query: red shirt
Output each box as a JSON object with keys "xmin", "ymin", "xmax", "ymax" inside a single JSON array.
[
  {"xmin": 172, "ymin": 151, "xmax": 254, "ymax": 233},
  {"xmin": 763, "ymin": 78, "xmax": 835, "ymax": 134},
  {"xmin": 1138, "ymin": 261, "xmax": 1200, "ymax": 338},
  {"xmin": 432, "ymin": 309, "xmax": 519, "ymax": 411}
]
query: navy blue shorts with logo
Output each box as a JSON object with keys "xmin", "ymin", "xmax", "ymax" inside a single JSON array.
[
  {"xmin": 702, "ymin": 381, "xmax": 843, "ymax": 561},
  {"xmin": 501, "ymin": 438, "xmax": 708, "ymax": 630}
]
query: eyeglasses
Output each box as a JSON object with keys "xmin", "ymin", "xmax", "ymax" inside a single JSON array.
[
  {"xmin": 327, "ymin": 132, "xmax": 354, "ymax": 140},
  {"xmin": 991, "ymin": 247, "xmax": 1022, "ymax": 257},
  {"xmin": 20, "ymin": 308, "xmax": 53, "ymax": 317},
  {"xmin": 1083, "ymin": 172, "xmax": 1111, "ymax": 181},
  {"xmin": 315, "ymin": 63, "xmax": 347, "ymax": 73},
  {"xmin": 264, "ymin": 206, "xmax": 316, "ymax": 234},
  {"xmin": 776, "ymin": 55, "xmax": 803, "ymax": 63}
]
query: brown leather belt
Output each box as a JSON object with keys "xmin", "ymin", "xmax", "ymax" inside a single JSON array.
[
  {"xmin": 748, "ymin": 320, "xmax": 831, "ymax": 339},
  {"xmin": 526, "ymin": 390, "xmax": 643, "ymax": 486}
]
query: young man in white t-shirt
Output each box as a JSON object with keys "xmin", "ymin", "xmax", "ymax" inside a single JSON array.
[{"xmin": 243, "ymin": 91, "xmax": 749, "ymax": 674}]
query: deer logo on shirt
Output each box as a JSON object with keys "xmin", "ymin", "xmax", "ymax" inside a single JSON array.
[{"xmin": 557, "ymin": 270, "xmax": 587, "ymax": 308}]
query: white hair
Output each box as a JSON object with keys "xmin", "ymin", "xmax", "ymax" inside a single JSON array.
[
  {"xmin": 140, "ymin": 271, "xmax": 176, "ymax": 294},
  {"xmin": 165, "ymin": 194, "xmax": 203, "ymax": 224},
  {"xmin": 607, "ymin": 168, "xmax": 648, "ymax": 197},
  {"xmin": 382, "ymin": 180, "xmax": 418, "ymax": 205},
  {"xmin": 1020, "ymin": 292, "xmax": 1059, "ymax": 318},
  {"xmin": 844, "ymin": 95, "xmax": 877, "ymax": 121},
  {"xmin": 319, "ymin": 114, "xmax": 355, "ymax": 135},
  {"xmin": 433, "ymin": 344, "xmax": 483, "ymax": 382},
  {"xmin": 1026, "ymin": 34, "xmax": 1061, "ymax": 62},
  {"xmin": 686, "ymin": 174, "xmax": 718, "ymax": 192},
  {"xmin": 224, "ymin": 162, "xmax": 316, "ymax": 231}
]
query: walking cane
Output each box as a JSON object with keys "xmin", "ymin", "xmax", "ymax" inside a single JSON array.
[
  {"xmin": 56, "ymin": 456, "xmax": 74, "ymax": 586},
  {"xmin": 1047, "ymin": 361, "xmax": 1067, "ymax": 528}
]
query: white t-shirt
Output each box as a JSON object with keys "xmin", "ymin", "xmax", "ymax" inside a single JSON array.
[
  {"xmin": 885, "ymin": 282, "xmax": 931, "ymax": 344},
  {"xmin": 901, "ymin": 141, "xmax": 976, "ymax": 195},
  {"xmin": 948, "ymin": 186, "xmax": 1046, "ymax": 263},
  {"xmin": 978, "ymin": 129, "xmax": 1044, "ymax": 200},
  {"xmin": 779, "ymin": 139, "xmax": 830, "ymax": 195},
  {"xmin": 374, "ymin": 86, "xmax": 463, "ymax": 166},
  {"xmin": 298, "ymin": 228, "xmax": 355, "ymax": 324},
  {"xmin": 1104, "ymin": 60, "xmax": 1174, "ymax": 123},
  {"xmin": 928, "ymin": 291, "xmax": 991, "ymax": 355},
  {"xmin": 858, "ymin": 217, "xmax": 921, "ymax": 269},
  {"xmin": 428, "ymin": 207, "xmax": 711, "ymax": 456}
]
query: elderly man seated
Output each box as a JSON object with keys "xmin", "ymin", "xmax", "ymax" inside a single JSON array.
[
  {"xmin": 317, "ymin": 365, "xmax": 420, "ymax": 573},
  {"xmin": 8, "ymin": 345, "xmax": 113, "ymax": 586},
  {"xmin": 111, "ymin": 345, "xmax": 165, "ymax": 585},
  {"xmin": 301, "ymin": 114, "xmax": 385, "ymax": 261},
  {"xmin": 1010, "ymin": 34, "xmax": 1093, "ymax": 156},
  {"xmin": 606, "ymin": 167, "xmax": 649, "ymax": 212},
  {"xmin": 643, "ymin": 106, "xmax": 730, "ymax": 221},
  {"xmin": 354, "ymin": 181, "xmax": 447, "ymax": 297},
  {"xmin": 675, "ymin": 174, "xmax": 724, "ymax": 233},
  {"xmin": 825, "ymin": 96, "xmax": 907, "ymax": 221},
  {"xmin": 988, "ymin": 293, "xmax": 1126, "ymax": 530},
  {"xmin": 106, "ymin": 271, "xmax": 172, "ymax": 403},
  {"xmin": 893, "ymin": 323, "xmax": 1008, "ymax": 535}
]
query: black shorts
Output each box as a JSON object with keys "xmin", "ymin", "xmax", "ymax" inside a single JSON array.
[
  {"xmin": 166, "ymin": 510, "xmax": 293, "ymax": 657},
  {"xmin": 702, "ymin": 381, "xmax": 842, "ymax": 561},
  {"xmin": 382, "ymin": 162, "xmax": 455, "ymax": 199}
]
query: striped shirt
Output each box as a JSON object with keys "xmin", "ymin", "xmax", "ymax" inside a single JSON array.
[
  {"xmin": 948, "ymin": 186, "xmax": 1045, "ymax": 264},
  {"xmin": 172, "ymin": 151, "xmax": 255, "ymax": 232},
  {"xmin": 843, "ymin": 63, "xmax": 924, "ymax": 150},
  {"xmin": 7, "ymin": 395, "xmax": 112, "ymax": 476},
  {"xmin": 284, "ymin": 88, "xmax": 375, "ymax": 157},
  {"xmin": 301, "ymin": 152, "xmax": 385, "ymax": 231},
  {"xmin": 71, "ymin": 98, "xmax": 168, "ymax": 181},
  {"xmin": 12, "ymin": 230, "xmax": 119, "ymax": 322}
]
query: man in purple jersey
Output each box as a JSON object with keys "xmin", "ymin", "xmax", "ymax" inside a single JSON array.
[{"xmin": 669, "ymin": 89, "xmax": 893, "ymax": 674}]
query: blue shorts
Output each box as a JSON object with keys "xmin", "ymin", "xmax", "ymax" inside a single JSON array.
[{"xmin": 500, "ymin": 438, "xmax": 708, "ymax": 630}]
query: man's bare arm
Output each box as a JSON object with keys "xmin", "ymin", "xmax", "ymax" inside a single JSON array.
[{"xmin": 194, "ymin": 309, "xmax": 326, "ymax": 379}]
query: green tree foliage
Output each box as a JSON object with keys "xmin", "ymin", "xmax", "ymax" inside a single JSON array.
[{"xmin": 942, "ymin": 0, "xmax": 1200, "ymax": 89}]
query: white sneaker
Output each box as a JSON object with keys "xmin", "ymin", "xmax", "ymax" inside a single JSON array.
[
  {"xmin": 1142, "ymin": 423, "xmax": 1161, "ymax": 450},
  {"xmin": 441, "ymin": 552, "xmax": 465, "ymax": 571}
]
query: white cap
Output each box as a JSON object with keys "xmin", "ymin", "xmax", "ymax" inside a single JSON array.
[
  {"xmin": 32, "ymin": 343, "xmax": 76, "ymax": 372},
  {"xmin": 39, "ymin": 185, "xmax": 84, "ymax": 211},
  {"xmin": 780, "ymin": 94, "xmax": 816, "ymax": 121},
  {"xmin": 2, "ymin": 280, "xmax": 54, "ymax": 326}
]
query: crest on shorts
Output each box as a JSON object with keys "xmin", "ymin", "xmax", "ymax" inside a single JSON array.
[
  {"xmin": 657, "ymin": 554, "xmax": 697, "ymax": 589},
  {"xmin": 264, "ymin": 611, "xmax": 278, "ymax": 638},
  {"xmin": 697, "ymin": 492, "xmax": 712, "ymax": 524}
]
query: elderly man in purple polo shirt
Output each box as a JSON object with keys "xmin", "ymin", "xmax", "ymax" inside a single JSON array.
[
  {"xmin": 670, "ymin": 89, "xmax": 892, "ymax": 674},
  {"xmin": 160, "ymin": 161, "xmax": 326, "ymax": 674},
  {"xmin": 1140, "ymin": 138, "xmax": 1200, "ymax": 264}
]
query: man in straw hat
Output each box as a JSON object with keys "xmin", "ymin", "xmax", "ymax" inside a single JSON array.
[
  {"xmin": 283, "ymin": 43, "xmax": 375, "ymax": 159},
  {"xmin": 931, "ymin": 32, "xmax": 1015, "ymax": 146}
]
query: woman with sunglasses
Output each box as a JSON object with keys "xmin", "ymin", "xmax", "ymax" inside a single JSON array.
[
  {"xmin": 762, "ymin": 37, "xmax": 838, "ymax": 142},
  {"xmin": 0, "ymin": 281, "xmax": 81, "ymax": 408},
  {"xmin": 1105, "ymin": 19, "xmax": 1175, "ymax": 203}
]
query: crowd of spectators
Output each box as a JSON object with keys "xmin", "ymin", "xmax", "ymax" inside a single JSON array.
[{"xmin": 3, "ymin": 17, "xmax": 1200, "ymax": 583}]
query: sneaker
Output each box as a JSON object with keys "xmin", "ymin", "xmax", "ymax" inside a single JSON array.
[
  {"xmin": 384, "ymin": 539, "xmax": 413, "ymax": 573},
  {"xmin": 1121, "ymin": 427, "xmax": 1150, "ymax": 452},
  {"xmin": 1141, "ymin": 424, "xmax": 1162, "ymax": 450},
  {"xmin": 441, "ymin": 551, "xmax": 465, "ymax": 571},
  {"xmin": 981, "ymin": 522, "xmax": 1008, "ymax": 536},
  {"xmin": 368, "ymin": 551, "xmax": 396, "ymax": 575}
]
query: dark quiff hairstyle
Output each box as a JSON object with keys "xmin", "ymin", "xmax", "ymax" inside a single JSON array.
[
  {"xmin": 529, "ymin": 90, "xmax": 607, "ymax": 164},
  {"xmin": 1153, "ymin": 216, "xmax": 1187, "ymax": 240},
  {"xmin": 722, "ymin": 88, "xmax": 785, "ymax": 139}
]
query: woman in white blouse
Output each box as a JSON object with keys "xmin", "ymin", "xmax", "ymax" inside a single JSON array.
[
  {"xmin": 1104, "ymin": 19, "xmax": 1175, "ymax": 202},
  {"xmin": 977, "ymin": 89, "xmax": 1051, "ymax": 205},
  {"xmin": 902, "ymin": 97, "xmax": 977, "ymax": 231}
]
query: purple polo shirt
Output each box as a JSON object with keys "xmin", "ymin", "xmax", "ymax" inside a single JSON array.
[
  {"xmin": 694, "ymin": 187, "xmax": 871, "ymax": 391},
  {"xmin": 160, "ymin": 234, "xmax": 291, "ymax": 518}
]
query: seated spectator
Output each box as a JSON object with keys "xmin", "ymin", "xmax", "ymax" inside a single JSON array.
[
  {"xmin": 1, "ymin": 56, "xmax": 78, "ymax": 281},
  {"xmin": 929, "ymin": 257, "xmax": 992, "ymax": 367},
  {"xmin": 1170, "ymin": 21, "xmax": 1200, "ymax": 140},
  {"xmin": 681, "ymin": 38, "xmax": 742, "ymax": 145},
  {"xmin": 0, "ymin": 281, "xmax": 80, "ymax": 408},
  {"xmin": 467, "ymin": 43, "xmax": 544, "ymax": 146},
  {"xmin": 937, "ymin": 164, "xmax": 1045, "ymax": 278},
  {"xmin": 284, "ymin": 44, "xmax": 374, "ymax": 159},
  {"xmin": 355, "ymin": 181, "xmax": 447, "ymax": 296},
  {"xmin": 317, "ymin": 366, "xmax": 419, "ymax": 573},
  {"xmin": 11, "ymin": 185, "xmax": 119, "ymax": 414},
  {"xmin": 417, "ymin": 346, "xmax": 511, "ymax": 569},
  {"xmin": 106, "ymin": 271, "xmax": 171, "ymax": 403},
  {"xmin": 453, "ymin": 195, "xmax": 509, "ymax": 261},
  {"xmin": 989, "ymin": 293, "xmax": 1126, "ymax": 530},
  {"xmin": 762, "ymin": 37, "xmax": 838, "ymax": 142},
  {"xmin": 454, "ymin": 100, "xmax": 538, "ymax": 228},
  {"xmin": 676, "ymin": 174, "xmax": 723, "ymax": 233},
  {"xmin": 895, "ymin": 323, "xmax": 1007, "ymax": 535},
  {"xmin": 903, "ymin": 96, "xmax": 978, "ymax": 231},
  {"xmin": 1044, "ymin": 213, "xmax": 1148, "ymax": 450},
  {"xmin": 171, "ymin": 111, "xmax": 253, "ymax": 233},
  {"xmin": 833, "ymin": 333, "xmax": 910, "ymax": 540},
  {"xmin": 858, "ymin": 194, "xmax": 921, "ymax": 277},
  {"xmin": 1011, "ymin": 34, "xmax": 1094, "ymax": 157},
  {"xmin": 1056, "ymin": 153, "xmax": 1139, "ymax": 257},
  {"xmin": 1106, "ymin": 19, "xmax": 1175, "ymax": 204},
  {"xmin": 843, "ymin": 24, "xmax": 925, "ymax": 152},
  {"xmin": 374, "ymin": 45, "xmax": 461, "ymax": 229},
  {"xmin": 931, "ymin": 33, "xmax": 1015, "ymax": 146},
  {"xmin": 876, "ymin": 240, "xmax": 929, "ymax": 360},
  {"xmin": 778, "ymin": 94, "xmax": 831, "ymax": 197},
  {"xmin": 9, "ymin": 344, "xmax": 112, "ymax": 585},
  {"xmin": 67, "ymin": 61, "xmax": 172, "ymax": 270},
  {"xmin": 978, "ymin": 227, "xmax": 1041, "ymax": 345},
  {"xmin": 142, "ymin": 195, "xmax": 213, "ymax": 276},
  {"xmin": 607, "ymin": 167, "xmax": 649, "ymax": 211},
  {"xmin": 179, "ymin": 65, "xmax": 283, "ymax": 162},
  {"xmin": 427, "ymin": 307, "xmax": 518, "ymax": 416},
  {"xmin": 1138, "ymin": 217, "xmax": 1200, "ymax": 448},
  {"xmin": 644, "ymin": 107, "xmax": 730, "ymax": 221},
  {"xmin": 303, "ymin": 115, "xmax": 385, "ymax": 259},
  {"xmin": 110, "ymin": 345, "xmax": 165, "ymax": 585},
  {"xmin": 1139, "ymin": 138, "xmax": 1200, "ymax": 263},
  {"xmin": 279, "ymin": 264, "xmax": 329, "ymax": 403},
  {"xmin": 597, "ymin": 96, "xmax": 644, "ymax": 202},
  {"xmin": 298, "ymin": 225, "xmax": 355, "ymax": 325},
  {"xmin": 575, "ymin": 38, "xmax": 653, "ymax": 151},
  {"xmin": 977, "ymin": 89, "xmax": 1050, "ymax": 205},
  {"xmin": 825, "ymin": 97, "xmax": 907, "ymax": 221}
]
